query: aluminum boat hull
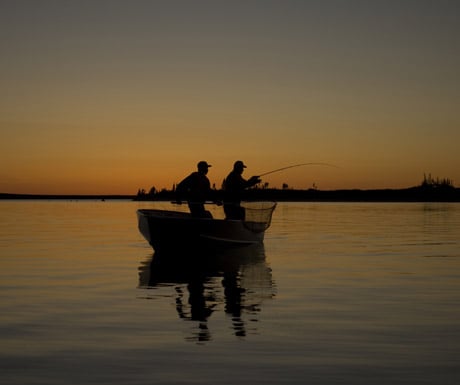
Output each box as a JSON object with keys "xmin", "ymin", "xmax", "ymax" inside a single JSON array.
[{"xmin": 137, "ymin": 209, "xmax": 266, "ymax": 251}]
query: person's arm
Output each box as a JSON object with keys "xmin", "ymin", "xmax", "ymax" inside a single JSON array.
[{"xmin": 246, "ymin": 175, "xmax": 261, "ymax": 188}]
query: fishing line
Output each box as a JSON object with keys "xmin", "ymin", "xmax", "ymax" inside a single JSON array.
[{"xmin": 258, "ymin": 162, "xmax": 339, "ymax": 177}]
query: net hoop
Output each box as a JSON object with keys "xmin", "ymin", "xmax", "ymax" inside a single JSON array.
[{"xmin": 241, "ymin": 201, "xmax": 277, "ymax": 233}]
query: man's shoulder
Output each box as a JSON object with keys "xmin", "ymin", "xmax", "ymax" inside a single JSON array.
[{"xmin": 178, "ymin": 172, "xmax": 196, "ymax": 184}]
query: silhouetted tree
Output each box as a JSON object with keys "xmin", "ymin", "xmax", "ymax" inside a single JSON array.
[{"xmin": 422, "ymin": 173, "xmax": 454, "ymax": 189}]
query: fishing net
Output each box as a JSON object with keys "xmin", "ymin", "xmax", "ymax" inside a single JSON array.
[{"xmin": 241, "ymin": 201, "xmax": 277, "ymax": 232}]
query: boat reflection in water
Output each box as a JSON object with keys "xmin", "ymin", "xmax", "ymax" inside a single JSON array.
[{"xmin": 138, "ymin": 244, "xmax": 276, "ymax": 342}]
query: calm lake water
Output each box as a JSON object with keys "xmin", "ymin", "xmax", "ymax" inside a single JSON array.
[{"xmin": 1, "ymin": 200, "xmax": 460, "ymax": 385}]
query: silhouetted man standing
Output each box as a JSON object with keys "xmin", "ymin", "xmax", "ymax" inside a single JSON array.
[
  {"xmin": 222, "ymin": 160, "xmax": 260, "ymax": 219},
  {"xmin": 176, "ymin": 161, "xmax": 213, "ymax": 218}
]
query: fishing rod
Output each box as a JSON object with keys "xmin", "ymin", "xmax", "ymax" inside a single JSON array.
[{"xmin": 258, "ymin": 162, "xmax": 339, "ymax": 177}]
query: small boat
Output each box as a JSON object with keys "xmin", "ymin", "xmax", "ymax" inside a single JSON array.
[{"xmin": 137, "ymin": 201, "xmax": 276, "ymax": 251}]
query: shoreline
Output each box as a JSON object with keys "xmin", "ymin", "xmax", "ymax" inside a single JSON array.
[{"xmin": 2, "ymin": 187, "xmax": 460, "ymax": 202}]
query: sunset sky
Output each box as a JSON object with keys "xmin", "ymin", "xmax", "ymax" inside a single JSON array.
[{"xmin": 1, "ymin": 0, "xmax": 459, "ymax": 195}]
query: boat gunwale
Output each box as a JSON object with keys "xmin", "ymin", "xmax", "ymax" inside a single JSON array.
[{"xmin": 137, "ymin": 208, "xmax": 243, "ymax": 224}]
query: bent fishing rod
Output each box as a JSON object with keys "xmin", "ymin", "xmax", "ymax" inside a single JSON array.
[{"xmin": 258, "ymin": 162, "xmax": 339, "ymax": 177}]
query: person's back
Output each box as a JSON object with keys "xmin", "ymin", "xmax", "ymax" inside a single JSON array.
[{"xmin": 178, "ymin": 171, "xmax": 210, "ymax": 202}]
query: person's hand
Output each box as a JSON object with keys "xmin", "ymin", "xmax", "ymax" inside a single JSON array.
[{"xmin": 249, "ymin": 175, "xmax": 261, "ymax": 184}]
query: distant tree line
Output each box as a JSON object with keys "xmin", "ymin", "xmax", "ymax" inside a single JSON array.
[
  {"xmin": 136, "ymin": 185, "xmax": 175, "ymax": 200},
  {"xmin": 135, "ymin": 180, "xmax": 289, "ymax": 200},
  {"xmin": 134, "ymin": 174, "xmax": 457, "ymax": 201}
]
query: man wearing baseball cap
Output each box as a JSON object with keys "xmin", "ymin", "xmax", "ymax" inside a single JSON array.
[
  {"xmin": 222, "ymin": 160, "xmax": 261, "ymax": 219},
  {"xmin": 176, "ymin": 161, "xmax": 214, "ymax": 218}
]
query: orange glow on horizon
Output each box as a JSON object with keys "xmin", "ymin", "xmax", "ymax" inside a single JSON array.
[{"xmin": 1, "ymin": 2, "xmax": 459, "ymax": 195}]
